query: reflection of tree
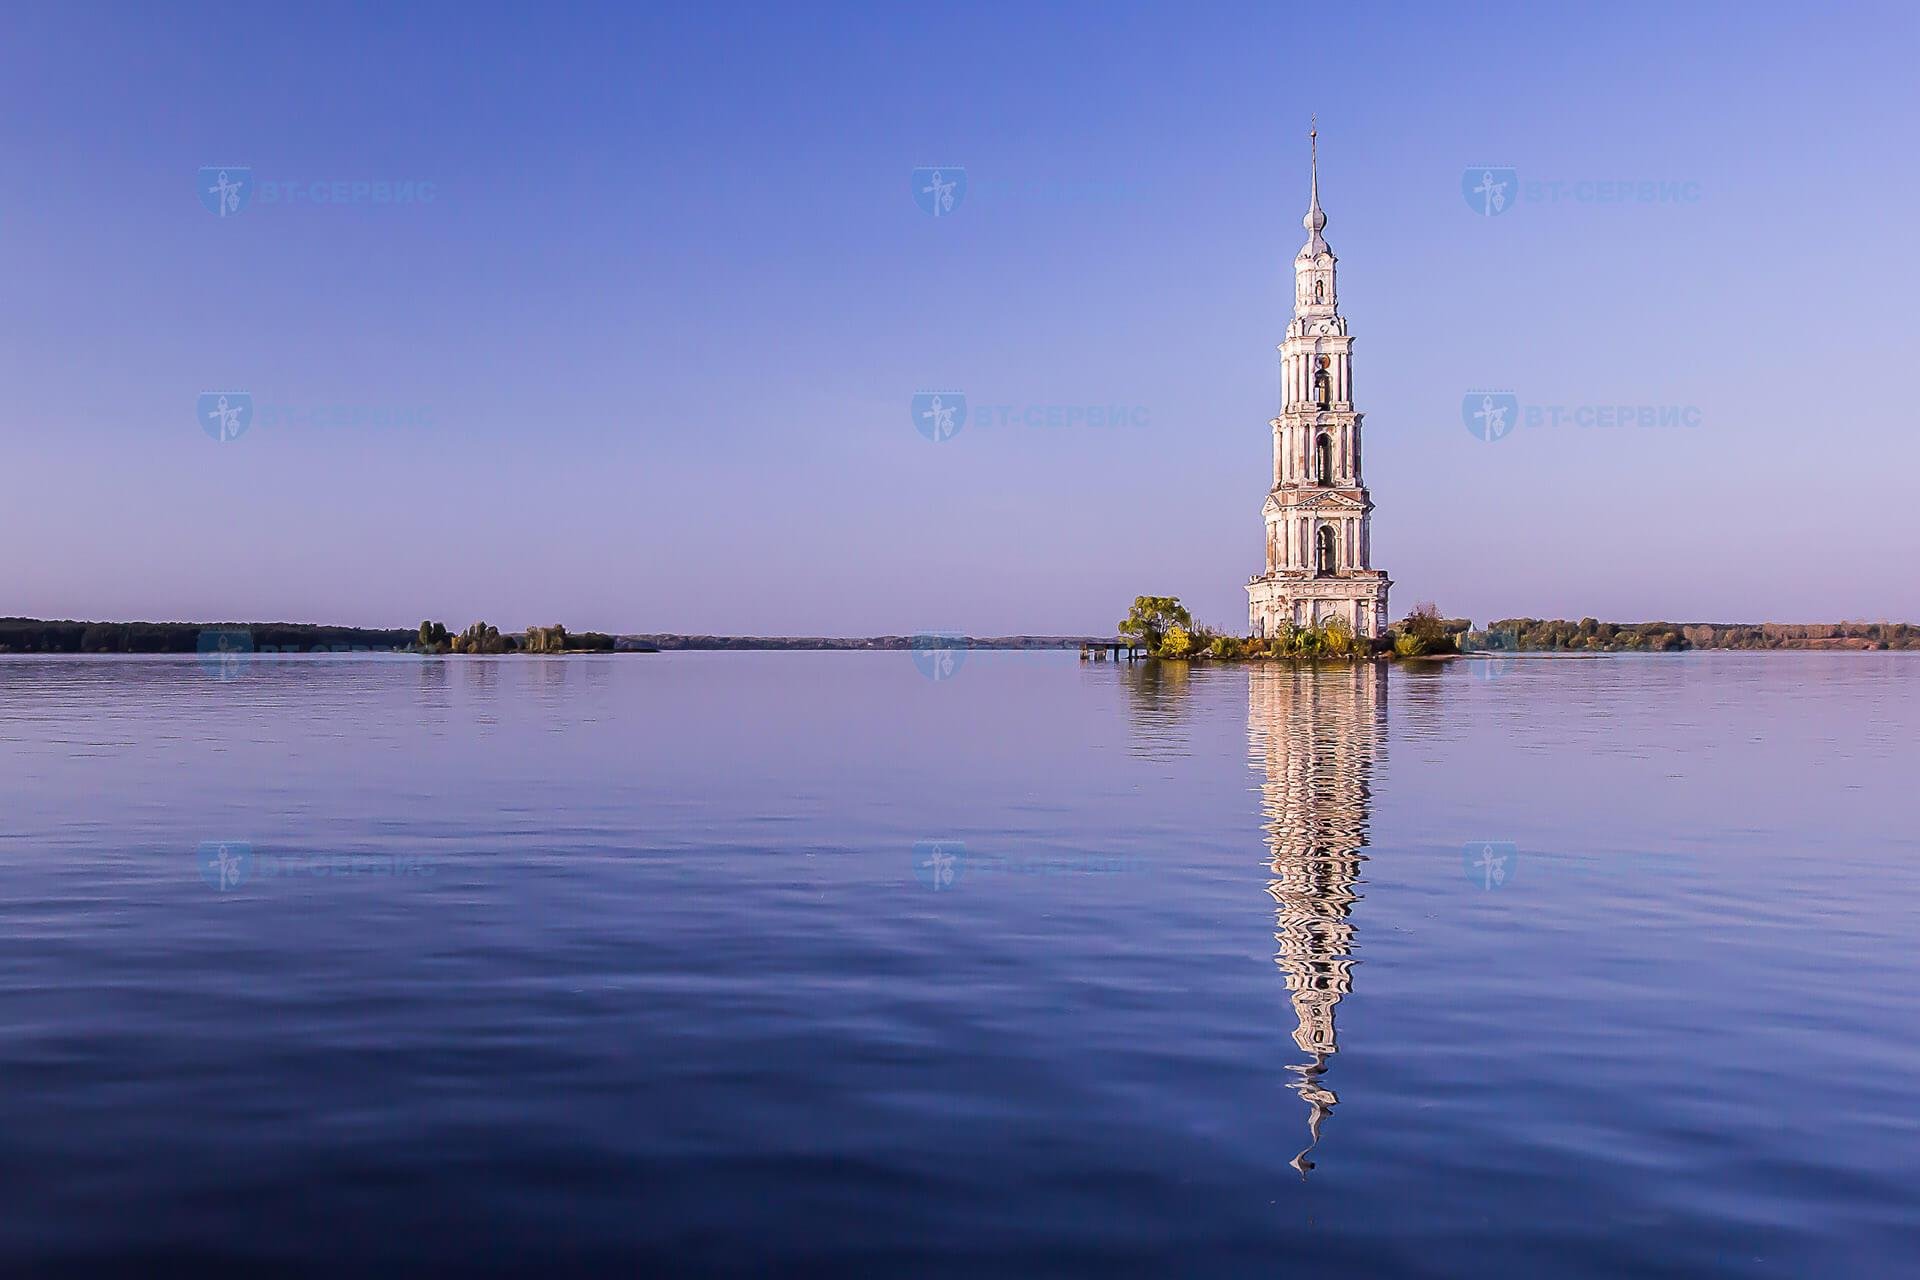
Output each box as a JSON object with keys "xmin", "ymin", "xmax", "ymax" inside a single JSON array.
[
  {"xmin": 1117, "ymin": 658, "xmax": 1195, "ymax": 760},
  {"xmin": 1247, "ymin": 663, "xmax": 1384, "ymax": 1176},
  {"xmin": 1390, "ymin": 657, "xmax": 1447, "ymax": 738}
]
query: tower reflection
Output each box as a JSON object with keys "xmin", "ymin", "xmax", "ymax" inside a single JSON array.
[{"xmin": 1247, "ymin": 663, "xmax": 1384, "ymax": 1176}]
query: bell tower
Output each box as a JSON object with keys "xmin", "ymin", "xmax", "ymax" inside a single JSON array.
[{"xmin": 1248, "ymin": 121, "xmax": 1392, "ymax": 640}]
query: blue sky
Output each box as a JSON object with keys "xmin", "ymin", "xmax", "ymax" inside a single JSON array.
[{"xmin": 3, "ymin": 1, "xmax": 1915, "ymax": 633}]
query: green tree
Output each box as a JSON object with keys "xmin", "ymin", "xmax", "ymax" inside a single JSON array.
[
  {"xmin": 451, "ymin": 621, "xmax": 508, "ymax": 655},
  {"xmin": 1119, "ymin": 596, "xmax": 1193, "ymax": 653},
  {"xmin": 524, "ymin": 624, "xmax": 570, "ymax": 654}
]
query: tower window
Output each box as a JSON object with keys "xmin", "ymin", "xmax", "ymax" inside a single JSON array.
[
  {"xmin": 1313, "ymin": 356, "xmax": 1331, "ymax": 408},
  {"xmin": 1315, "ymin": 433, "xmax": 1333, "ymax": 485},
  {"xmin": 1316, "ymin": 525, "xmax": 1337, "ymax": 576},
  {"xmin": 1314, "ymin": 279, "xmax": 1325, "ymax": 303}
]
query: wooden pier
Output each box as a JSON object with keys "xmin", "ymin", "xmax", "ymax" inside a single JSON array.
[{"xmin": 1080, "ymin": 639, "xmax": 1146, "ymax": 662}]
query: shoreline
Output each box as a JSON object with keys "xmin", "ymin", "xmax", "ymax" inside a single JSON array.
[{"xmin": 2, "ymin": 617, "xmax": 1915, "ymax": 656}]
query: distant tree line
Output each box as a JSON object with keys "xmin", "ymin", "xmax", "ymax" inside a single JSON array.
[
  {"xmin": 0, "ymin": 618, "xmax": 413, "ymax": 653},
  {"xmin": 1470, "ymin": 618, "xmax": 1920, "ymax": 652},
  {"xmin": 0, "ymin": 617, "xmax": 622, "ymax": 655},
  {"xmin": 625, "ymin": 635, "xmax": 1091, "ymax": 651}
]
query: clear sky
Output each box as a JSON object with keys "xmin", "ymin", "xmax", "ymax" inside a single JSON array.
[{"xmin": 3, "ymin": 1, "xmax": 1915, "ymax": 634}]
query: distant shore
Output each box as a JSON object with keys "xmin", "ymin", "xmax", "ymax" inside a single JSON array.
[
  {"xmin": 0, "ymin": 619, "xmax": 1103, "ymax": 655},
  {"xmin": 622, "ymin": 634, "xmax": 1104, "ymax": 652},
  {"xmin": 1, "ymin": 618, "xmax": 1914, "ymax": 655}
]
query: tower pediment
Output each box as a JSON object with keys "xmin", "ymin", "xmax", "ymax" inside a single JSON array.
[
  {"xmin": 1263, "ymin": 489, "xmax": 1369, "ymax": 517},
  {"xmin": 1280, "ymin": 489, "xmax": 1368, "ymax": 511}
]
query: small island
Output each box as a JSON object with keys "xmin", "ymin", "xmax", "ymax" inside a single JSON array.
[
  {"xmin": 1108, "ymin": 596, "xmax": 1920, "ymax": 662},
  {"xmin": 1114, "ymin": 595, "xmax": 1458, "ymax": 661},
  {"xmin": 413, "ymin": 621, "xmax": 617, "ymax": 655}
]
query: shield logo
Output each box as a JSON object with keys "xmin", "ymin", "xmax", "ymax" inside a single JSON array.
[
  {"xmin": 1463, "ymin": 841, "xmax": 1518, "ymax": 890},
  {"xmin": 199, "ymin": 166, "xmax": 252, "ymax": 217},
  {"xmin": 197, "ymin": 627, "xmax": 254, "ymax": 679},
  {"xmin": 911, "ymin": 166, "xmax": 966, "ymax": 217},
  {"xmin": 1462, "ymin": 391, "xmax": 1518, "ymax": 443},
  {"xmin": 913, "ymin": 840, "xmax": 965, "ymax": 890},
  {"xmin": 1461, "ymin": 167, "xmax": 1516, "ymax": 217},
  {"xmin": 911, "ymin": 391, "xmax": 966, "ymax": 443},
  {"xmin": 199, "ymin": 841, "xmax": 253, "ymax": 891},
  {"xmin": 199, "ymin": 391, "xmax": 253, "ymax": 443},
  {"xmin": 909, "ymin": 631, "xmax": 967, "ymax": 681}
]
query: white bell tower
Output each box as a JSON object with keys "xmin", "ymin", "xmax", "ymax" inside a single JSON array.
[{"xmin": 1247, "ymin": 121, "xmax": 1392, "ymax": 640}]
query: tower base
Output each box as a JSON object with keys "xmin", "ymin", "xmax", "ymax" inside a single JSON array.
[{"xmin": 1248, "ymin": 572, "xmax": 1391, "ymax": 640}]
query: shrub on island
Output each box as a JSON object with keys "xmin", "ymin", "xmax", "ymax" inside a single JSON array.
[
  {"xmin": 1388, "ymin": 602, "xmax": 1457, "ymax": 657},
  {"xmin": 450, "ymin": 621, "xmax": 510, "ymax": 655}
]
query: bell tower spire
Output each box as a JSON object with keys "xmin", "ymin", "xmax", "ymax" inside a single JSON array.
[
  {"xmin": 1294, "ymin": 120, "xmax": 1336, "ymax": 318},
  {"xmin": 1304, "ymin": 115, "xmax": 1326, "ymax": 242}
]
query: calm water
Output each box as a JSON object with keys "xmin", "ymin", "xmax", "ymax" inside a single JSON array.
[{"xmin": 1, "ymin": 651, "xmax": 1915, "ymax": 1274}]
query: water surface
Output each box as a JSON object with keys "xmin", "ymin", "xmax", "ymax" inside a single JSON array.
[{"xmin": 1, "ymin": 651, "xmax": 1914, "ymax": 1274}]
